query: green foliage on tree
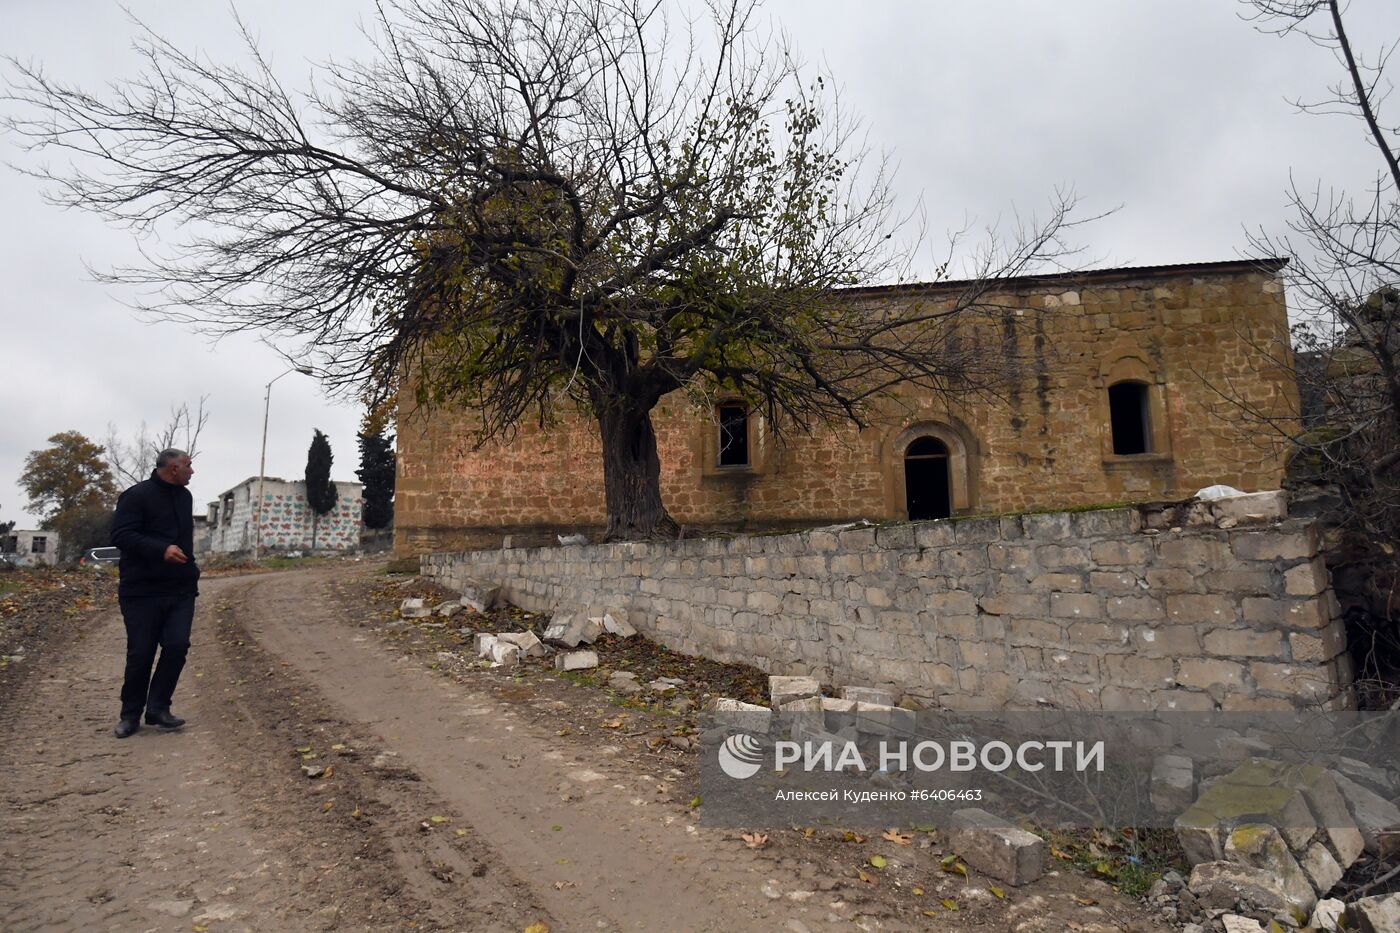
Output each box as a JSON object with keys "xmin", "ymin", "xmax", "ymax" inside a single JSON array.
[
  {"xmin": 304, "ymin": 429, "xmax": 338, "ymax": 550},
  {"xmin": 356, "ymin": 429, "xmax": 396, "ymax": 531}
]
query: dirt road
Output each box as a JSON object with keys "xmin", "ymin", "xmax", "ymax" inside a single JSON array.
[{"xmin": 0, "ymin": 565, "xmax": 1166, "ymax": 932}]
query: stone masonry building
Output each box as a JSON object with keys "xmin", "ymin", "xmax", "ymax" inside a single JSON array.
[{"xmin": 395, "ymin": 259, "xmax": 1298, "ymax": 556}]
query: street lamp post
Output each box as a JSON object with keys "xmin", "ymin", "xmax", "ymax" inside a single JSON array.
[{"xmin": 252, "ymin": 366, "xmax": 313, "ymax": 561}]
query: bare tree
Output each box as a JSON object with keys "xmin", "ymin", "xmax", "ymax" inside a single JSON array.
[
  {"xmin": 1242, "ymin": 0, "xmax": 1400, "ymax": 700},
  {"xmin": 4, "ymin": 0, "xmax": 1082, "ymax": 539},
  {"xmin": 104, "ymin": 397, "xmax": 210, "ymax": 488}
]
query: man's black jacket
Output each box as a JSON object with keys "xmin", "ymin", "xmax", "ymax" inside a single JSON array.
[{"xmin": 111, "ymin": 470, "xmax": 200, "ymax": 598}]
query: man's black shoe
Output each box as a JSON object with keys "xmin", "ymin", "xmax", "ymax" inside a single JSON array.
[
  {"xmin": 144, "ymin": 709, "xmax": 186, "ymax": 729},
  {"xmin": 114, "ymin": 718, "xmax": 140, "ymax": 739}
]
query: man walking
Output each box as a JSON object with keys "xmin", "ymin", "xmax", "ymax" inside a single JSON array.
[{"xmin": 110, "ymin": 448, "xmax": 200, "ymax": 738}]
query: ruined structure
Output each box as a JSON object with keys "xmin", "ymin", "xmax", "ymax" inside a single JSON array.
[{"xmin": 396, "ymin": 259, "xmax": 1297, "ymax": 555}]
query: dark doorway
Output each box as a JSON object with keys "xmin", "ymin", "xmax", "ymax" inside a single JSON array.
[
  {"xmin": 1108, "ymin": 381, "xmax": 1151, "ymax": 455},
  {"xmin": 904, "ymin": 436, "xmax": 951, "ymax": 520}
]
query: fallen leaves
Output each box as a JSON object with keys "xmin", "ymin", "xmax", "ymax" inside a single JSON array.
[
  {"xmin": 868, "ymin": 854, "xmax": 888, "ymax": 870},
  {"xmin": 939, "ymin": 853, "xmax": 968, "ymax": 877},
  {"xmin": 741, "ymin": 832, "xmax": 769, "ymax": 850},
  {"xmin": 880, "ymin": 828, "xmax": 912, "ymax": 846},
  {"xmin": 523, "ymin": 923, "xmax": 550, "ymax": 933}
]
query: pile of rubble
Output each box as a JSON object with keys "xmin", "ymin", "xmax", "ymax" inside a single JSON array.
[
  {"xmin": 1164, "ymin": 757, "xmax": 1400, "ymax": 932},
  {"xmin": 399, "ymin": 581, "xmax": 640, "ymax": 673},
  {"xmin": 711, "ymin": 676, "xmax": 1047, "ymax": 888}
]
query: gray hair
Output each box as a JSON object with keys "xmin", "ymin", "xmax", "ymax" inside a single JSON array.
[{"xmin": 155, "ymin": 448, "xmax": 189, "ymax": 469}]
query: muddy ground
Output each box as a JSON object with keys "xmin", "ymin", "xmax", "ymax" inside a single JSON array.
[{"xmin": 0, "ymin": 562, "xmax": 1174, "ymax": 931}]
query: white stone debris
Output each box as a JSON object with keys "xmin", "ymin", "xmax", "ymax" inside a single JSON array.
[
  {"xmin": 555, "ymin": 650, "xmax": 599, "ymax": 671},
  {"xmin": 459, "ymin": 580, "xmax": 502, "ymax": 613},
  {"xmin": 542, "ymin": 612, "xmax": 605, "ymax": 648},
  {"xmin": 946, "ymin": 808, "xmax": 1045, "ymax": 886},
  {"xmin": 399, "ymin": 597, "xmax": 430, "ymax": 619}
]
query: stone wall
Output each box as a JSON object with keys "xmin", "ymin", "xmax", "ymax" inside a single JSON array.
[
  {"xmin": 397, "ymin": 260, "xmax": 1298, "ymax": 556},
  {"xmin": 423, "ymin": 505, "xmax": 1353, "ymax": 712},
  {"xmin": 206, "ymin": 478, "xmax": 364, "ymax": 553}
]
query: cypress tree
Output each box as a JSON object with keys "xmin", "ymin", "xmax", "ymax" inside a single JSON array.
[
  {"xmin": 305, "ymin": 429, "xmax": 338, "ymax": 549},
  {"xmin": 356, "ymin": 429, "xmax": 396, "ymax": 530}
]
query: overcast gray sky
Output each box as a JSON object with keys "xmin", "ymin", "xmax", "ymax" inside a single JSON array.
[{"xmin": 4, "ymin": 1, "xmax": 1399, "ymax": 526}]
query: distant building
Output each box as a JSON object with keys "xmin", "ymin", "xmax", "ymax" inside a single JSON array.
[
  {"xmin": 205, "ymin": 477, "xmax": 364, "ymax": 554},
  {"xmin": 192, "ymin": 514, "xmax": 211, "ymax": 555},
  {"xmin": 0, "ymin": 529, "xmax": 60, "ymax": 567}
]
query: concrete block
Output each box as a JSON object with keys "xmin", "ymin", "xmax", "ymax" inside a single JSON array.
[
  {"xmin": 839, "ymin": 685, "xmax": 896, "ymax": 706},
  {"xmin": 946, "ymin": 808, "xmax": 1044, "ymax": 886},
  {"xmin": 778, "ymin": 696, "xmax": 823, "ymax": 713},
  {"xmin": 1188, "ymin": 860, "xmax": 1295, "ymax": 914},
  {"xmin": 490, "ymin": 641, "xmax": 521, "ymax": 668},
  {"xmin": 769, "ymin": 675, "xmax": 821, "ymax": 708},
  {"xmin": 1150, "ymin": 754, "xmax": 1195, "ymax": 815},
  {"xmin": 1222, "ymin": 823, "xmax": 1316, "ymax": 916},
  {"xmin": 598, "ymin": 611, "xmax": 637, "ymax": 637},
  {"xmin": 399, "ymin": 597, "xmax": 430, "ymax": 619},
  {"xmin": 542, "ymin": 612, "xmax": 605, "ymax": 647},
  {"xmin": 1210, "ymin": 490, "xmax": 1288, "ymax": 524},
  {"xmin": 496, "ymin": 630, "xmax": 548, "ymax": 658},
  {"xmin": 854, "ymin": 702, "xmax": 916, "ymax": 736},
  {"xmin": 434, "ymin": 601, "xmax": 463, "ymax": 618},
  {"xmin": 459, "ymin": 580, "xmax": 501, "ymax": 612},
  {"xmin": 1220, "ymin": 917, "xmax": 1266, "ymax": 933},
  {"xmin": 1175, "ymin": 777, "xmax": 1316, "ymax": 863},
  {"xmin": 1299, "ymin": 841, "xmax": 1344, "ymax": 896},
  {"xmin": 1348, "ymin": 894, "xmax": 1400, "ymax": 933},
  {"xmin": 1227, "ymin": 760, "xmax": 1364, "ymax": 868},
  {"xmin": 554, "ymin": 650, "xmax": 599, "ymax": 671},
  {"xmin": 1311, "ymin": 898, "xmax": 1345, "ymax": 932},
  {"xmin": 474, "ymin": 633, "xmax": 498, "ymax": 658},
  {"xmin": 711, "ymin": 698, "xmax": 773, "ymax": 734},
  {"xmin": 1332, "ymin": 771, "xmax": 1400, "ymax": 858}
]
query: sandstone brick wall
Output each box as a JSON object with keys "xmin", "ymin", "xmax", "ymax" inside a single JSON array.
[
  {"xmin": 423, "ymin": 507, "xmax": 1352, "ymax": 712},
  {"xmin": 396, "ymin": 261, "xmax": 1298, "ymax": 556}
]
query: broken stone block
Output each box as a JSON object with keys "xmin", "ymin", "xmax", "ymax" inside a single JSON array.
[
  {"xmin": 434, "ymin": 601, "xmax": 463, "ymax": 618},
  {"xmin": 1299, "ymin": 841, "xmax": 1344, "ymax": 896},
  {"xmin": 1220, "ymin": 917, "xmax": 1266, "ymax": 933},
  {"xmin": 1311, "ymin": 898, "xmax": 1346, "ymax": 931},
  {"xmin": 399, "ymin": 597, "xmax": 430, "ymax": 619},
  {"xmin": 1175, "ymin": 767, "xmax": 1318, "ymax": 863},
  {"xmin": 474, "ymin": 633, "xmax": 498, "ymax": 658},
  {"xmin": 1210, "ymin": 490, "xmax": 1288, "ymax": 524},
  {"xmin": 821, "ymin": 697, "xmax": 858, "ymax": 733},
  {"xmin": 598, "ymin": 611, "xmax": 637, "ymax": 638},
  {"xmin": 496, "ymin": 631, "xmax": 548, "ymax": 658},
  {"xmin": 554, "ymin": 650, "xmax": 598, "ymax": 672},
  {"xmin": 1331, "ymin": 771, "xmax": 1400, "ymax": 858},
  {"xmin": 1188, "ymin": 861, "xmax": 1295, "ymax": 914},
  {"xmin": 489, "ymin": 641, "xmax": 521, "ymax": 668},
  {"xmin": 711, "ymin": 698, "xmax": 773, "ymax": 734},
  {"xmin": 1348, "ymin": 893, "xmax": 1400, "ymax": 933},
  {"xmin": 1222, "ymin": 823, "xmax": 1316, "ymax": 917},
  {"xmin": 1335, "ymin": 756, "xmax": 1396, "ymax": 796},
  {"xmin": 1150, "ymin": 754, "xmax": 1195, "ymax": 815},
  {"xmin": 1220, "ymin": 760, "xmax": 1362, "ymax": 867},
  {"xmin": 542, "ymin": 613, "xmax": 605, "ymax": 648},
  {"xmin": 607, "ymin": 671, "xmax": 642, "ymax": 695},
  {"xmin": 458, "ymin": 580, "xmax": 501, "ymax": 613},
  {"xmin": 769, "ymin": 675, "xmax": 821, "ymax": 708},
  {"xmin": 854, "ymin": 702, "xmax": 916, "ymax": 737},
  {"xmin": 778, "ymin": 695, "xmax": 823, "ymax": 714},
  {"xmin": 647, "ymin": 680, "xmax": 679, "ymax": 695},
  {"xmin": 946, "ymin": 808, "xmax": 1044, "ymax": 886},
  {"xmin": 840, "ymin": 685, "xmax": 896, "ymax": 706}
]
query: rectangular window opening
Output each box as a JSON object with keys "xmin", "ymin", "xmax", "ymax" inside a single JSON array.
[
  {"xmin": 31, "ymin": 536, "xmax": 46, "ymax": 554},
  {"xmin": 1108, "ymin": 382, "xmax": 1151, "ymax": 455},
  {"xmin": 717, "ymin": 404, "xmax": 750, "ymax": 467}
]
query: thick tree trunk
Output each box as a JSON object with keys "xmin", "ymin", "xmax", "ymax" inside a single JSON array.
[{"xmin": 597, "ymin": 405, "xmax": 679, "ymax": 541}]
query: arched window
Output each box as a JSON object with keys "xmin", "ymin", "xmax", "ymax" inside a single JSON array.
[
  {"xmin": 1108, "ymin": 381, "xmax": 1151, "ymax": 455},
  {"xmin": 904, "ymin": 436, "xmax": 951, "ymax": 520}
]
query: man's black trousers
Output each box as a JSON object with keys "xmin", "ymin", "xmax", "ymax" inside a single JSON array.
[{"xmin": 118, "ymin": 593, "xmax": 195, "ymax": 721}]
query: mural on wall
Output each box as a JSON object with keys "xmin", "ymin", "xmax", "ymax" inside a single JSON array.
[{"xmin": 206, "ymin": 480, "xmax": 363, "ymax": 553}]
